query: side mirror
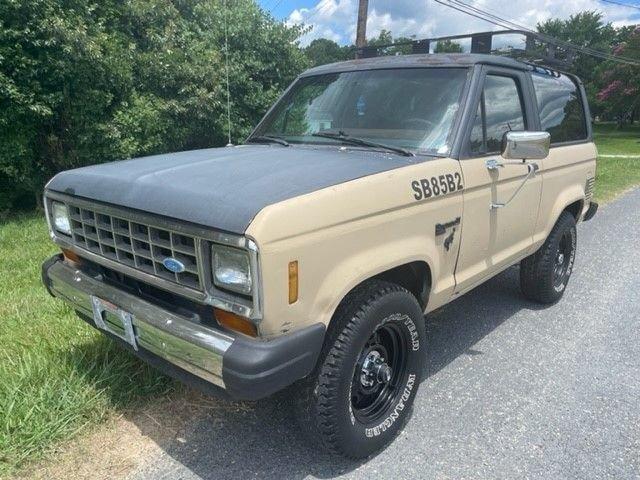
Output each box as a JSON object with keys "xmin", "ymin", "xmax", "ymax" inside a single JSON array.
[{"xmin": 501, "ymin": 131, "xmax": 550, "ymax": 160}]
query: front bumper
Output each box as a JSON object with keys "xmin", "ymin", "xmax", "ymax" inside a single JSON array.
[{"xmin": 42, "ymin": 255, "xmax": 324, "ymax": 400}]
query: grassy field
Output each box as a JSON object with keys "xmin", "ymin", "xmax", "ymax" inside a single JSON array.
[
  {"xmin": 0, "ymin": 217, "xmax": 174, "ymax": 477},
  {"xmin": 0, "ymin": 123, "xmax": 639, "ymax": 477},
  {"xmin": 593, "ymin": 123, "xmax": 640, "ymax": 202}
]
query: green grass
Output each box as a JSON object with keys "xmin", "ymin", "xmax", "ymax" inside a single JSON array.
[
  {"xmin": 593, "ymin": 123, "xmax": 640, "ymax": 203},
  {"xmin": 0, "ymin": 216, "xmax": 174, "ymax": 476},
  {"xmin": 0, "ymin": 123, "xmax": 638, "ymax": 477}
]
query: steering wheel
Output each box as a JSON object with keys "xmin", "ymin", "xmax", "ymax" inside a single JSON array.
[{"xmin": 402, "ymin": 118, "xmax": 436, "ymax": 130}]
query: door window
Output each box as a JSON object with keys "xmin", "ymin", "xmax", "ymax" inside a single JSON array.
[
  {"xmin": 532, "ymin": 72, "xmax": 587, "ymax": 144},
  {"xmin": 469, "ymin": 75, "xmax": 526, "ymax": 155}
]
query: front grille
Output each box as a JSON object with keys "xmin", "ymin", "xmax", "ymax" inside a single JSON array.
[
  {"xmin": 585, "ymin": 177, "xmax": 595, "ymax": 202},
  {"xmin": 65, "ymin": 203, "xmax": 203, "ymax": 290}
]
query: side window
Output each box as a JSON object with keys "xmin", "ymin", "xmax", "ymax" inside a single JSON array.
[
  {"xmin": 532, "ymin": 73, "xmax": 587, "ymax": 144},
  {"xmin": 469, "ymin": 75, "xmax": 526, "ymax": 155}
]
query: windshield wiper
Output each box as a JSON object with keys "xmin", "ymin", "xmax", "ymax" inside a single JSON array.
[
  {"xmin": 246, "ymin": 135, "xmax": 290, "ymax": 147},
  {"xmin": 312, "ymin": 131, "xmax": 414, "ymax": 157}
]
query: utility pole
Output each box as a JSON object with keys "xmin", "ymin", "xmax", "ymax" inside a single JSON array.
[{"xmin": 355, "ymin": 0, "xmax": 369, "ymax": 49}]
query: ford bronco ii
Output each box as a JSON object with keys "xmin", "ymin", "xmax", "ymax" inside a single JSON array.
[{"xmin": 42, "ymin": 53, "xmax": 598, "ymax": 458}]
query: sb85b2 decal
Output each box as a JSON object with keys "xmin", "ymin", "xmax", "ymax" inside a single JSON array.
[{"xmin": 411, "ymin": 173, "xmax": 463, "ymax": 201}]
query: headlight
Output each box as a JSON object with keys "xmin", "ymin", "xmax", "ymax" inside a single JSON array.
[
  {"xmin": 212, "ymin": 244, "xmax": 252, "ymax": 295},
  {"xmin": 52, "ymin": 201, "xmax": 71, "ymax": 235}
]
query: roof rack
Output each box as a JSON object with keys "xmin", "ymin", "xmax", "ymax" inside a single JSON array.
[{"xmin": 355, "ymin": 30, "xmax": 577, "ymax": 69}]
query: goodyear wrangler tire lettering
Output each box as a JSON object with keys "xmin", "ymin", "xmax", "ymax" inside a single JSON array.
[
  {"xmin": 365, "ymin": 373, "xmax": 416, "ymax": 437},
  {"xmin": 294, "ymin": 280, "xmax": 426, "ymax": 459},
  {"xmin": 412, "ymin": 172, "xmax": 463, "ymax": 200}
]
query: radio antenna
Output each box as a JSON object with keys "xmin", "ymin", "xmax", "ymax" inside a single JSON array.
[{"xmin": 224, "ymin": 0, "xmax": 233, "ymax": 146}]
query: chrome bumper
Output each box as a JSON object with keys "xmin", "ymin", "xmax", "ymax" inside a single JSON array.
[{"xmin": 44, "ymin": 257, "xmax": 233, "ymax": 388}]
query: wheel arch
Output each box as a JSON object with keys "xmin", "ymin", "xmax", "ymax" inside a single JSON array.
[
  {"xmin": 322, "ymin": 261, "xmax": 432, "ymax": 345},
  {"xmin": 371, "ymin": 261, "xmax": 432, "ymax": 309},
  {"xmin": 563, "ymin": 198, "xmax": 584, "ymax": 222},
  {"xmin": 536, "ymin": 186, "xmax": 585, "ymax": 246}
]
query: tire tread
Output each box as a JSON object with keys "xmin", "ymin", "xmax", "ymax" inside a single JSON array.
[
  {"xmin": 295, "ymin": 280, "xmax": 418, "ymax": 458},
  {"xmin": 520, "ymin": 211, "xmax": 576, "ymax": 304}
]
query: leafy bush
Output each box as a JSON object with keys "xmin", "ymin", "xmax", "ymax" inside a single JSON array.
[{"xmin": 0, "ymin": 0, "xmax": 308, "ymax": 211}]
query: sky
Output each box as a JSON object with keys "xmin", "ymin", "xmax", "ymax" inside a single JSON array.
[{"xmin": 257, "ymin": 0, "xmax": 640, "ymax": 46}]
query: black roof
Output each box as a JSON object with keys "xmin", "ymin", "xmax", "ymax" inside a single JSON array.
[{"xmin": 300, "ymin": 53, "xmax": 532, "ymax": 77}]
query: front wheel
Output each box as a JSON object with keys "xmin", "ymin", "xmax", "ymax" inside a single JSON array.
[
  {"xmin": 520, "ymin": 210, "xmax": 577, "ymax": 304},
  {"xmin": 295, "ymin": 280, "xmax": 426, "ymax": 458}
]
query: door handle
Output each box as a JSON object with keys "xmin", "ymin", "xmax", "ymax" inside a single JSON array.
[
  {"xmin": 485, "ymin": 158, "xmax": 539, "ymax": 170},
  {"xmin": 489, "ymin": 162, "xmax": 539, "ymax": 210}
]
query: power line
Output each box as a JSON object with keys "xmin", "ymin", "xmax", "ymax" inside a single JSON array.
[
  {"xmin": 433, "ymin": 0, "xmax": 640, "ymax": 66},
  {"xmin": 599, "ymin": 0, "xmax": 640, "ymax": 11},
  {"xmin": 444, "ymin": 0, "xmax": 638, "ymax": 64},
  {"xmin": 262, "ymin": 0, "xmax": 278, "ymax": 13},
  {"xmin": 303, "ymin": 1, "xmax": 336, "ymax": 25}
]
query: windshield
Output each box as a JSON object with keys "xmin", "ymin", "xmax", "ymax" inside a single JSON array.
[{"xmin": 252, "ymin": 68, "xmax": 468, "ymax": 155}]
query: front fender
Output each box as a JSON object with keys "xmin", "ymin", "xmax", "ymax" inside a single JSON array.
[
  {"xmin": 313, "ymin": 235, "xmax": 441, "ymax": 328},
  {"xmin": 247, "ymin": 158, "xmax": 464, "ymax": 338}
]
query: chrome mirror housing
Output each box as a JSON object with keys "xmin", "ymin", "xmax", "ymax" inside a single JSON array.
[{"xmin": 501, "ymin": 131, "xmax": 550, "ymax": 160}]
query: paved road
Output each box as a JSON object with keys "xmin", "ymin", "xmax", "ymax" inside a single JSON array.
[{"xmin": 131, "ymin": 189, "xmax": 640, "ymax": 480}]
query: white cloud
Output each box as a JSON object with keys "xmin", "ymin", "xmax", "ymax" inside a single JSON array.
[
  {"xmin": 287, "ymin": 0, "xmax": 640, "ymax": 47},
  {"xmin": 286, "ymin": 0, "xmax": 356, "ymax": 44}
]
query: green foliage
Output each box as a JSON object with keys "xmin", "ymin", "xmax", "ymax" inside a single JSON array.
[
  {"xmin": 537, "ymin": 11, "xmax": 617, "ymax": 113},
  {"xmin": 367, "ymin": 29, "xmax": 414, "ymax": 56},
  {"xmin": 593, "ymin": 26, "xmax": 640, "ymax": 124},
  {"xmin": 434, "ymin": 39, "xmax": 463, "ymax": 53},
  {"xmin": 0, "ymin": 0, "xmax": 308, "ymax": 212},
  {"xmin": 0, "ymin": 215, "xmax": 176, "ymax": 475},
  {"xmin": 304, "ymin": 38, "xmax": 354, "ymax": 67}
]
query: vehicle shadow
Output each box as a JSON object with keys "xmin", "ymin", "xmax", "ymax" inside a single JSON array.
[{"xmin": 67, "ymin": 266, "xmax": 547, "ymax": 480}]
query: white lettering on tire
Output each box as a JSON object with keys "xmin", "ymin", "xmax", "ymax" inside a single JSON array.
[
  {"xmin": 364, "ymin": 373, "xmax": 416, "ymax": 437},
  {"xmin": 385, "ymin": 313, "xmax": 420, "ymax": 351}
]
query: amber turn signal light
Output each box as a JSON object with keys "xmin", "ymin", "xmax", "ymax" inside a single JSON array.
[
  {"xmin": 288, "ymin": 261, "xmax": 298, "ymax": 304},
  {"xmin": 62, "ymin": 248, "xmax": 81, "ymax": 265},
  {"xmin": 213, "ymin": 308, "xmax": 257, "ymax": 337}
]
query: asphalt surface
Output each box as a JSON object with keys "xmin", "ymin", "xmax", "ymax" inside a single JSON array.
[{"xmin": 130, "ymin": 188, "xmax": 640, "ymax": 480}]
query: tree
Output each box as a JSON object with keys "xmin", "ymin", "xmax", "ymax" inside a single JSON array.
[
  {"xmin": 0, "ymin": 0, "xmax": 308, "ymax": 212},
  {"xmin": 434, "ymin": 39, "xmax": 463, "ymax": 53},
  {"xmin": 304, "ymin": 38, "xmax": 354, "ymax": 67},
  {"xmin": 537, "ymin": 11, "xmax": 616, "ymax": 110},
  {"xmin": 367, "ymin": 29, "xmax": 413, "ymax": 55},
  {"xmin": 595, "ymin": 25, "xmax": 640, "ymax": 125}
]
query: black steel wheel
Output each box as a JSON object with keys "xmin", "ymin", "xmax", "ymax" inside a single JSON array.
[
  {"xmin": 295, "ymin": 280, "xmax": 426, "ymax": 459},
  {"xmin": 552, "ymin": 229, "xmax": 573, "ymax": 290},
  {"xmin": 351, "ymin": 322, "xmax": 409, "ymax": 424}
]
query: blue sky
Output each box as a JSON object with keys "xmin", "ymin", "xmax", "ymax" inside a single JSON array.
[
  {"xmin": 257, "ymin": 0, "xmax": 640, "ymax": 46},
  {"xmin": 258, "ymin": 0, "xmax": 317, "ymax": 17}
]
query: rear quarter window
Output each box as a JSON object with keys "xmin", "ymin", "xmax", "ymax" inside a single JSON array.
[{"xmin": 532, "ymin": 73, "xmax": 588, "ymax": 144}]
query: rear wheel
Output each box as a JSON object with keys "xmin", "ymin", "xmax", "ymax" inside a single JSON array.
[
  {"xmin": 295, "ymin": 280, "xmax": 426, "ymax": 458},
  {"xmin": 520, "ymin": 210, "xmax": 577, "ymax": 304}
]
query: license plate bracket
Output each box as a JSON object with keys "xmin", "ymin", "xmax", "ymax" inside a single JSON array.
[{"xmin": 90, "ymin": 296, "xmax": 138, "ymax": 350}]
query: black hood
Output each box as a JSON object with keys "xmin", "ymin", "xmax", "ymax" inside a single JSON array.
[{"xmin": 46, "ymin": 145, "xmax": 420, "ymax": 234}]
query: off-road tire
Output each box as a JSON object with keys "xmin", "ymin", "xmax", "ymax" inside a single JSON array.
[
  {"xmin": 295, "ymin": 280, "xmax": 426, "ymax": 458},
  {"xmin": 520, "ymin": 211, "xmax": 577, "ymax": 304}
]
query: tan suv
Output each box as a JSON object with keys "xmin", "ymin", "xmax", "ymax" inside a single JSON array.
[{"xmin": 42, "ymin": 53, "xmax": 598, "ymax": 458}]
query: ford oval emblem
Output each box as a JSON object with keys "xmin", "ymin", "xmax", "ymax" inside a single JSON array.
[{"xmin": 162, "ymin": 257, "xmax": 185, "ymax": 273}]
